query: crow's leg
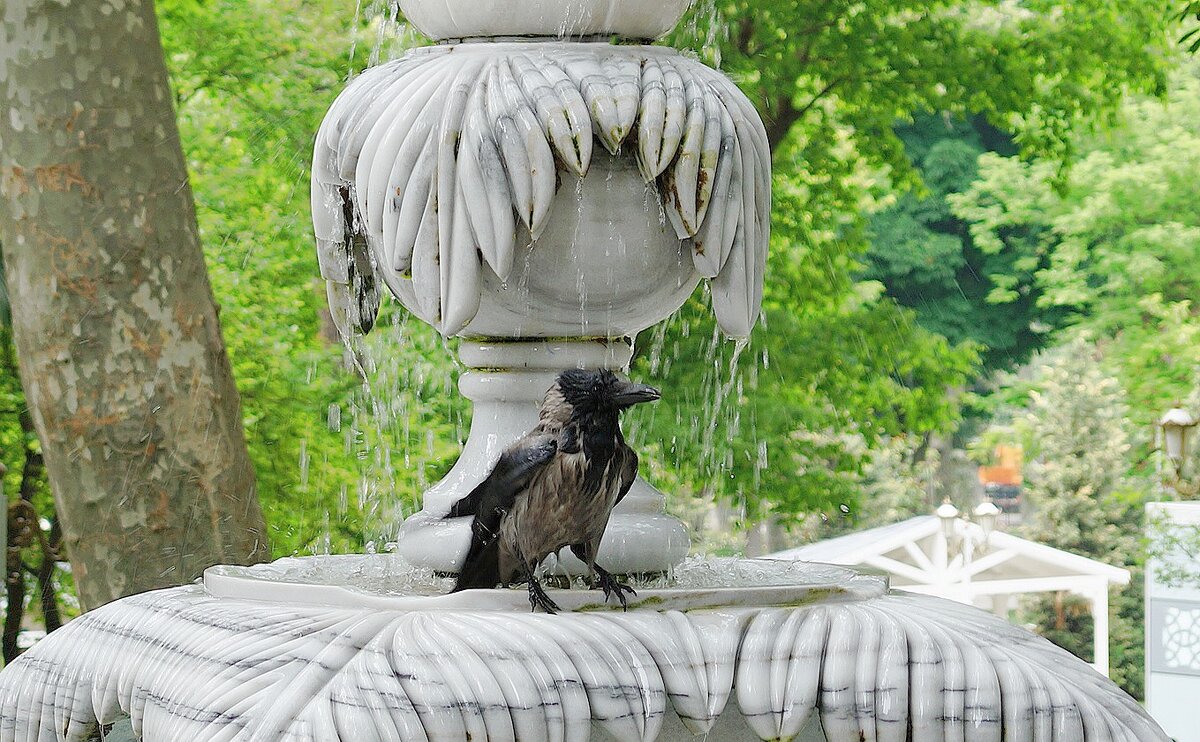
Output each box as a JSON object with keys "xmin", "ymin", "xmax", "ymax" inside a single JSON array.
[
  {"xmin": 525, "ymin": 563, "xmax": 560, "ymax": 614},
  {"xmin": 570, "ymin": 544, "xmax": 636, "ymax": 610},
  {"xmin": 594, "ymin": 564, "xmax": 637, "ymax": 610}
]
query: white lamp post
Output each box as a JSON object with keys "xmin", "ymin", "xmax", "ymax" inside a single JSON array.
[
  {"xmin": 1159, "ymin": 406, "xmax": 1197, "ymax": 480},
  {"xmin": 936, "ymin": 500, "xmax": 1001, "ymax": 580},
  {"xmin": 974, "ymin": 501, "xmax": 1001, "ymax": 544},
  {"xmin": 934, "ymin": 500, "xmax": 959, "ymax": 572},
  {"xmin": 936, "ymin": 500, "xmax": 960, "ymax": 540}
]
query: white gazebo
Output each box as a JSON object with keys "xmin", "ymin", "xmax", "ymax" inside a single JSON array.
[{"xmin": 769, "ymin": 514, "xmax": 1130, "ymax": 676}]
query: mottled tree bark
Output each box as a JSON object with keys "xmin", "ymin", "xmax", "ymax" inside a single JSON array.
[{"xmin": 0, "ymin": 0, "xmax": 269, "ymax": 609}]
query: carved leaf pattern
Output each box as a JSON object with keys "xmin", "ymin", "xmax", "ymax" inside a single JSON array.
[
  {"xmin": 0, "ymin": 586, "xmax": 1167, "ymax": 742},
  {"xmin": 311, "ymin": 45, "xmax": 771, "ymax": 339}
]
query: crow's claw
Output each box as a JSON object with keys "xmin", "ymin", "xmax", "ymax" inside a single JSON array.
[
  {"xmin": 595, "ymin": 568, "xmax": 637, "ymax": 610},
  {"xmin": 527, "ymin": 578, "xmax": 561, "ymax": 614}
]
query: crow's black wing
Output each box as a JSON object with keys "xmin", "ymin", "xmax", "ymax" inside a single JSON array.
[
  {"xmin": 447, "ymin": 436, "xmax": 558, "ymax": 518},
  {"xmin": 450, "ymin": 435, "xmax": 557, "ymax": 592},
  {"xmin": 614, "ymin": 445, "xmax": 639, "ymax": 507}
]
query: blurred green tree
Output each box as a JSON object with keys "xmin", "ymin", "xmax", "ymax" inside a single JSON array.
[
  {"xmin": 0, "ymin": 251, "xmax": 67, "ymax": 661},
  {"xmin": 976, "ymin": 338, "xmax": 1149, "ymax": 698},
  {"xmin": 864, "ymin": 114, "xmax": 1063, "ymax": 370},
  {"xmin": 641, "ymin": 0, "xmax": 1171, "ymax": 533},
  {"xmin": 152, "ymin": 0, "xmax": 1178, "ymax": 548},
  {"xmin": 952, "ymin": 68, "xmax": 1200, "ymax": 426}
]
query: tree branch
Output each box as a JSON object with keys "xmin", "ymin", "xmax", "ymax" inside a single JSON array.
[
  {"xmin": 765, "ymin": 76, "xmax": 844, "ymax": 154},
  {"xmin": 761, "ymin": 9, "xmax": 843, "ymax": 154},
  {"xmin": 765, "ymin": 96, "xmax": 801, "ymax": 154},
  {"xmin": 736, "ymin": 17, "xmax": 755, "ymax": 56}
]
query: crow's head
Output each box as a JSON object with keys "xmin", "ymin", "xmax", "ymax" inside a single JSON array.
[{"xmin": 551, "ymin": 369, "xmax": 661, "ymax": 416}]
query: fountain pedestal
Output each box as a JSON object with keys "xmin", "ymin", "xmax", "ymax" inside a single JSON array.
[{"xmin": 396, "ymin": 339, "xmax": 690, "ymax": 575}]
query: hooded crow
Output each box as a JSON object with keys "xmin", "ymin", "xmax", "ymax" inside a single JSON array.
[{"xmin": 447, "ymin": 368, "xmax": 661, "ymax": 612}]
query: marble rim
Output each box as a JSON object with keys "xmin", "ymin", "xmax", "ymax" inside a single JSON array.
[
  {"xmin": 0, "ymin": 584, "xmax": 1169, "ymax": 741},
  {"xmin": 397, "ymin": 0, "xmax": 695, "ymax": 42},
  {"xmin": 203, "ymin": 555, "xmax": 887, "ymax": 612}
]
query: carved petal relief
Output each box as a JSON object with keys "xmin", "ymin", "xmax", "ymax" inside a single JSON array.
[
  {"xmin": 0, "ymin": 586, "xmax": 1166, "ymax": 741},
  {"xmin": 312, "ymin": 45, "xmax": 771, "ymax": 338}
]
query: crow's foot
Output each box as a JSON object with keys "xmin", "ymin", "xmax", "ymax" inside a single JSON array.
[
  {"xmin": 527, "ymin": 577, "xmax": 561, "ymax": 614},
  {"xmin": 594, "ymin": 566, "xmax": 636, "ymax": 610}
]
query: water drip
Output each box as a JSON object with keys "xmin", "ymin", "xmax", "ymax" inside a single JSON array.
[{"xmin": 298, "ymin": 439, "xmax": 310, "ymax": 491}]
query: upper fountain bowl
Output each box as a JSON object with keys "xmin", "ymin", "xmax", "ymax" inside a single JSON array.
[
  {"xmin": 313, "ymin": 44, "xmax": 770, "ymax": 341},
  {"xmin": 376, "ymin": 150, "xmax": 701, "ymax": 340},
  {"xmin": 399, "ymin": 0, "xmax": 694, "ymax": 41}
]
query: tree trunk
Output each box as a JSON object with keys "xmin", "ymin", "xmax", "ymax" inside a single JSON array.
[{"xmin": 0, "ymin": 0, "xmax": 269, "ymax": 609}]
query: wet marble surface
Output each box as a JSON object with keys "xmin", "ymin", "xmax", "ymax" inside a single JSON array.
[
  {"xmin": 313, "ymin": 43, "xmax": 771, "ymax": 341},
  {"xmin": 0, "ymin": 562, "xmax": 1167, "ymax": 741}
]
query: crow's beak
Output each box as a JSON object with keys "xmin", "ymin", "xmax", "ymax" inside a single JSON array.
[{"xmin": 613, "ymin": 382, "xmax": 661, "ymax": 408}]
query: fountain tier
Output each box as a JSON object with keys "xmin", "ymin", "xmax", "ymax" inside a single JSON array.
[
  {"xmin": 0, "ymin": 557, "xmax": 1168, "ymax": 741},
  {"xmin": 397, "ymin": 0, "xmax": 695, "ymax": 41},
  {"xmin": 313, "ymin": 43, "xmax": 770, "ymax": 341}
]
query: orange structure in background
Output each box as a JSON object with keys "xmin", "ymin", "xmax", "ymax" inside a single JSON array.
[
  {"xmin": 978, "ymin": 444, "xmax": 1023, "ymax": 486},
  {"xmin": 979, "ymin": 445, "xmax": 1023, "ymax": 513}
]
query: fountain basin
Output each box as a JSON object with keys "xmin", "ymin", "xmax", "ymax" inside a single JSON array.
[{"xmin": 0, "ymin": 555, "xmax": 1170, "ymax": 741}]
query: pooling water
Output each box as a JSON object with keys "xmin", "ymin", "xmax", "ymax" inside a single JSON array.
[{"xmin": 218, "ymin": 552, "xmax": 862, "ymax": 599}]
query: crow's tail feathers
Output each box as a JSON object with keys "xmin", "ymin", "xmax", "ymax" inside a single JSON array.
[{"xmin": 452, "ymin": 534, "xmax": 501, "ymax": 592}]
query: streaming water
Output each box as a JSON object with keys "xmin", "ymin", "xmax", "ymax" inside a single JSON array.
[
  {"xmin": 678, "ymin": 0, "xmax": 725, "ymax": 68},
  {"xmin": 352, "ymin": 0, "xmax": 418, "ymax": 71}
]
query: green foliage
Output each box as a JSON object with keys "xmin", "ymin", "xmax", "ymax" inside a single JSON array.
[
  {"xmin": 1147, "ymin": 512, "xmax": 1200, "ymax": 586},
  {"xmin": 156, "ymin": 0, "xmax": 461, "ymax": 555},
  {"xmin": 674, "ymin": 0, "xmax": 1169, "ymax": 174},
  {"xmin": 864, "ymin": 115, "xmax": 1061, "ymax": 369},
  {"xmin": 990, "ymin": 339, "xmax": 1139, "ymax": 554},
  {"xmin": 1028, "ymin": 592, "xmax": 1095, "ymax": 663},
  {"xmin": 0, "ymin": 251, "xmax": 18, "ymax": 498},
  {"xmin": 673, "ymin": 0, "xmax": 1169, "ymax": 380},
  {"xmin": 631, "ymin": 167, "xmax": 977, "ymax": 529},
  {"xmin": 854, "ymin": 436, "xmax": 940, "ymax": 529},
  {"xmin": 655, "ymin": 0, "xmax": 1170, "ymax": 531},
  {"xmin": 142, "ymin": 0, "xmax": 1179, "ymax": 550},
  {"xmin": 146, "ymin": 0, "xmax": 1012, "ymax": 549},
  {"xmin": 1180, "ymin": 2, "xmax": 1200, "ymax": 52},
  {"xmin": 947, "ymin": 61, "xmax": 1200, "ymax": 697},
  {"xmin": 1, "ymin": 246, "xmax": 72, "ymax": 656},
  {"xmin": 952, "ymin": 67, "xmax": 1200, "ymax": 425}
]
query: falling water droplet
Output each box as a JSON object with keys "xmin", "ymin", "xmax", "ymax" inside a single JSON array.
[{"xmin": 298, "ymin": 439, "xmax": 310, "ymax": 492}]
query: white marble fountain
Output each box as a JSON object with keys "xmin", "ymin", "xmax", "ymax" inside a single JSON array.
[{"xmin": 0, "ymin": 1, "xmax": 1171, "ymax": 740}]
